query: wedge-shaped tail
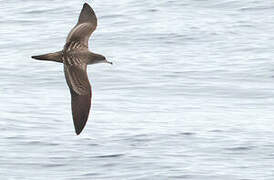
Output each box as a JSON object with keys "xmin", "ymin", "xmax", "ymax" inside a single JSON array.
[{"xmin": 32, "ymin": 51, "xmax": 63, "ymax": 63}]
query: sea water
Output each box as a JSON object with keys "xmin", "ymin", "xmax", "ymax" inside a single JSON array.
[{"xmin": 1, "ymin": 0, "xmax": 274, "ymax": 179}]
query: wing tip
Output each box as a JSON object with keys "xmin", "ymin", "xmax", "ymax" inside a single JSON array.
[
  {"xmin": 83, "ymin": 3, "xmax": 92, "ymax": 11},
  {"xmin": 74, "ymin": 122, "xmax": 86, "ymax": 135},
  {"xmin": 73, "ymin": 117, "xmax": 87, "ymax": 135},
  {"xmin": 83, "ymin": 2, "xmax": 90, "ymax": 7},
  {"xmin": 75, "ymin": 128, "xmax": 83, "ymax": 135},
  {"xmin": 73, "ymin": 115, "xmax": 90, "ymax": 135},
  {"xmin": 72, "ymin": 98, "xmax": 91, "ymax": 136}
]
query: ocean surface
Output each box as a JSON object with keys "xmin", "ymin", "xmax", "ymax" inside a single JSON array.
[{"xmin": 1, "ymin": 0, "xmax": 274, "ymax": 179}]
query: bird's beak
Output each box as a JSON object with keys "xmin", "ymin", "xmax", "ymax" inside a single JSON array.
[{"xmin": 104, "ymin": 59, "xmax": 113, "ymax": 65}]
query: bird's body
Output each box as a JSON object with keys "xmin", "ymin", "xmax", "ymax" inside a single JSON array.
[{"xmin": 32, "ymin": 3, "xmax": 112, "ymax": 135}]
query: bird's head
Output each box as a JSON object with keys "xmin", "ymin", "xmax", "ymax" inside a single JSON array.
[{"xmin": 90, "ymin": 53, "xmax": 112, "ymax": 65}]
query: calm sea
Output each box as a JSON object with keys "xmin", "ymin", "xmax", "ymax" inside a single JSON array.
[{"xmin": 1, "ymin": 0, "xmax": 274, "ymax": 179}]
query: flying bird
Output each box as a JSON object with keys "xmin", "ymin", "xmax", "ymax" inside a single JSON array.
[{"xmin": 32, "ymin": 3, "xmax": 112, "ymax": 135}]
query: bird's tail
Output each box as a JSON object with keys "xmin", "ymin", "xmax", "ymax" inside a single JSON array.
[{"xmin": 31, "ymin": 51, "xmax": 63, "ymax": 63}]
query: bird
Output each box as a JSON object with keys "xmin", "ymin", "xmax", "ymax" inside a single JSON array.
[{"xmin": 31, "ymin": 3, "xmax": 112, "ymax": 135}]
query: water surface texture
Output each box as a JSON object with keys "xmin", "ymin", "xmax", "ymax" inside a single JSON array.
[{"xmin": 1, "ymin": 0, "xmax": 274, "ymax": 179}]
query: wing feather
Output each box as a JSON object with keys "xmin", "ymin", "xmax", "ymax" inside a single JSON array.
[
  {"xmin": 64, "ymin": 63, "xmax": 91, "ymax": 135},
  {"xmin": 66, "ymin": 3, "xmax": 97, "ymax": 48}
]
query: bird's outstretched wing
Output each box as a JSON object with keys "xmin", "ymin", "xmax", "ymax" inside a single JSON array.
[
  {"xmin": 66, "ymin": 3, "xmax": 97, "ymax": 48},
  {"xmin": 64, "ymin": 63, "xmax": 91, "ymax": 135}
]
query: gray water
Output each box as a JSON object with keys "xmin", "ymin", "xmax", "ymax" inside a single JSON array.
[{"xmin": 1, "ymin": 0, "xmax": 274, "ymax": 179}]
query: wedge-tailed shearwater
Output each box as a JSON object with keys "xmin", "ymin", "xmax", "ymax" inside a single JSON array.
[{"xmin": 32, "ymin": 3, "xmax": 112, "ymax": 135}]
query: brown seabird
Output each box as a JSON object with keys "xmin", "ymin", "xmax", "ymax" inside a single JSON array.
[{"xmin": 32, "ymin": 3, "xmax": 112, "ymax": 135}]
